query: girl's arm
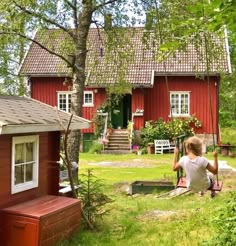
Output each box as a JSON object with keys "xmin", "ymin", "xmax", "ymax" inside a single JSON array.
[
  {"xmin": 172, "ymin": 147, "xmax": 181, "ymax": 171},
  {"xmin": 206, "ymin": 151, "xmax": 218, "ymax": 174}
]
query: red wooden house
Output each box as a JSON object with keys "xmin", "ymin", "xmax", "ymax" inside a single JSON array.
[
  {"xmin": 0, "ymin": 95, "xmax": 90, "ymax": 245},
  {"xmin": 19, "ymin": 27, "xmax": 231, "ymax": 149}
]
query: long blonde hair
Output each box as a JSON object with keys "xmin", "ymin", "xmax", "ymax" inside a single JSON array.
[{"xmin": 184, "ymin": 136, "xmax": 203, "ymax": 156}]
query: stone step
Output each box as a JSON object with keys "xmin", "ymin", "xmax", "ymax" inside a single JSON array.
[
  {"xmin": 109, "ymin": 133, "xmax": 129, "ymax": 137},
  {"xmin": 109, "ymin": 137, "xmax": 129, "ymax": 141},
  {"xmin": 102, "ymin": 149, "xmax": 131, "ymax": 154},
  {"xmin": 104, "ymin": 145, "xmax": 130, "ymax": 150},
  {"xmin": 108, "ymin": 139, "xmax": 130, "ymax": 144}
]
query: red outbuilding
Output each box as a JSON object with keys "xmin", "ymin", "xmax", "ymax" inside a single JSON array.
[{"xmin": 0, "ymin": 95, "xmax": 91, "ymax": 245}]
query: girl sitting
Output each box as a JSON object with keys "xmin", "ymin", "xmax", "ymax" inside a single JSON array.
[{"xmin": 172, "ymin": 136, "xmax": 218, "ymax": 197}]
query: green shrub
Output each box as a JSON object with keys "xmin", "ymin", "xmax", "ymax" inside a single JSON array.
[
  {"xmin": 78, "ymin": 169, "xmax": 113, "ymax": 228},
  {"xmin": 140, "ymin": 116, "xmax": 201, "ymax": 147},
  {"xmin": 219, "ymin": 111, "xmax": 236, "ymax": 128},
  {"xmin": 88, "ymin": 140, "xmax": 103, "ymax": 154},
  {"xmin": 202, "ymin": 192, "xmax": 236, "ymax": 245},
  {"xmin": 220, "ymin": 128, "xmax": 236, "ymax": 145}
]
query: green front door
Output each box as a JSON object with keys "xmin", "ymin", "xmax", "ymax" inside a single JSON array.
[
  {"xmin": 111, "ymin": 99, "xmax": 123, "ymax": 129},
  {"xmin": 111, "ymin": 94, "xmax": 131, "ymax": 129}
]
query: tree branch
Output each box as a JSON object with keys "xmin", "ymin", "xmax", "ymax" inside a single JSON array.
[
  {"xmin": 12, "ymin": 0, "xmax": 75, "ymax": 39},
  {"xmin": 0, "ymin": 31, "xmax": 73, "ymax": 67},
  {"xmin": 63, "ymin": 0, "xmax": 78, "ymax": 32},
  {"xmin": 93, "ymin": 0, "xmax": 118, "ymax": 11}
]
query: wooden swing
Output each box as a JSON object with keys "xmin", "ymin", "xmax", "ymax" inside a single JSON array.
[
  {"xmin": 157, "ymin": 8, "xmax": 223, "ymax": 193},
  {"xmin": 175, "ymin": 133, "xmax": 223, "ymax": 192},
  {"xmin": 174, "ymin": 68, "xmax": 223, "ymax": 192},
  {"xmin": 177, "ymin": 176, "xmax": 223, "ymax": 191}
]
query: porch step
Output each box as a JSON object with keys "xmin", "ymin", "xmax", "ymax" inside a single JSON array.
[
  {"xmin": 105, "ymin": 129, "xmax": 131, "ymax": 153},
  {"xmin": 102, "ymin": 149, "xmax": 131, "ymax": 154},
  {"xmin": 104, "ymin": 145, "xmax": 130, "ymax": 150}
]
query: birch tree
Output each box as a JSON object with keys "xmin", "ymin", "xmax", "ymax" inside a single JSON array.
[{"xmin": 0, "ymin": 0, "xmax": 142, "ymax": 166}]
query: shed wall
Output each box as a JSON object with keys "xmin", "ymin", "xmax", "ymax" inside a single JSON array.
[{"xmin": 0, "ymin": 132, "xmax": 60, "ymax": 236}]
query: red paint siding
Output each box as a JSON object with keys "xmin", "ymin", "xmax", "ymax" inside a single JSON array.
[
  {"xmin": 144, "ymin": 76, "xmax": 218, "ymax": 134},
  {"xmin": 0, "ymin": 132, "xmax": 60, "ymax": 236},
  {"xmin": 82, "ymin": 88, "xmax": 107, "ymax": 133},
  {"xmin": 132, "ymin": 88, "xmax": 145, "ymax": 130},
  {"xmin": 31, "ymin": 77, "xmax": 70, "ymax": 106},
  {"xmin": 31, "ymin": 78, "xmax": 107, "ymax": 133},
  {"xmin": 30, "ymin": 76, "xmax": 219, "ymax": 134}
]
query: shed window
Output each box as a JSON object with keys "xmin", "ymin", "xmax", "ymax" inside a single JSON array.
[
  {"xmin": 170, "ymin": 92, "xmax": 190, "ymax": 116},
  {"xmin": 58, "ymin": 92, "xmax": 71, "ymax": 113},
  {"xmin": 11, "ymin": 135, "xmax": 39, "ymax": 194},
  {"xmin": 83, "ymin": 91, "xmax": 94, "ymax": 107}
]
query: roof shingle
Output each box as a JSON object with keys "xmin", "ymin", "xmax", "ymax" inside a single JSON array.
[
  {"xmin": 0, "ymin": 95, "xmax": 91, "ymax": 134},
  {"xmin": 20, "ymin": 27, "xmax": 231, "ymax": 87}
]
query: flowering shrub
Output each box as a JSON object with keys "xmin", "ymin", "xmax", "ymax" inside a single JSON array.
[{"xmin": 140, "ymin": 115, "xmax": 202, "ymax": 147}]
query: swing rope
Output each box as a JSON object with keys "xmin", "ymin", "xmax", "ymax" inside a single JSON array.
[
  {"xmin": 154, "ymin": 1, "xmax": 184, "ymax": 182},
  {"xmin": 204, "ymin": 35, "xmax": 220, "ymax": 186},
  {"xmin": 202, "ymin": 0, "xmax": 219, "ymax": 186},
  {"xmin": 154, "ymin": 0, "xmax": 221, "ymax": 190}
]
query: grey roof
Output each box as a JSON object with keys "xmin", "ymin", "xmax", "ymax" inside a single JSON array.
[
  {"xmin": 0, "ymin": 95, "xmax": 91, "ymax": 135},
  {"xmin": 20, "ymin": 27, "xmax": 231, "ymax": 87}
]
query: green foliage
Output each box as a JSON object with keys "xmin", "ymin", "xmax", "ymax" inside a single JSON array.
[
  {"xmin": 220, "ymin": 128, "xmax": 236, "ymax": 145},
  {"xmin": 140, "ymin": 116, "xmax": 201, "ymax": 147},
  {"xmin": 78, "ymin": 169, "xmax": 112, "ymax": 228},
  {"xmin": 93, "ymin": 114, "xmax": 106, "ymax": 139},
  {"xmin": 88, "ymin": 140, "xmax": 103, "ymax": 154},
  {"xmin": 59, "ymin": 153, "xmax": 236, "ymax": 246},
  {"xmin": 202, "ymin": 192, "xmax": 236, "ymax": 246}
]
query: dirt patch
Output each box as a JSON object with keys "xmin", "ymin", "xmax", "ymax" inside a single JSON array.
[
  {"xmin": 88, "ymin": 159, "xmax": 154, "ymax": 168},
  {"xmin": 138, "ymin": 210, "xmax": 178, "ymax": 221},
  {"xmin": 113, "ymin": 182, "xmax": 130, "ymax": 194}
]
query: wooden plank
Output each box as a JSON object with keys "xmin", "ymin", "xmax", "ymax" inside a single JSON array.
[{"xmin": 176, "ymin": 177, "xmax": 223, "ymax": 191}]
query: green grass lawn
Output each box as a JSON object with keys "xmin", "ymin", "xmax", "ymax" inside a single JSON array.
[{"xmin": 59, "ymin": 152, "xmax": 236, "ymax": 246}]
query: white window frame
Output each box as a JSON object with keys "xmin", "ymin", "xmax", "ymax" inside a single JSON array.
[
  {"xmin": 57, "ymin": 91, "xmax": 72, "ymax": 113},
  {"xmin": 83, "ymin": 91, "xmax": 94, "ymax": 107},
  {"xmin": 11, "ymin": 135, "xmax": 39, "ymax": 194},
  {"xmin": 170, "ymin": 91, "xmax": 190, "ymax": 117}
]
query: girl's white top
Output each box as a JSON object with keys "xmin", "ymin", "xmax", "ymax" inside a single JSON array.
[{"xmin": 179, "ymin": 156, "xmax": 210, "ymax": 192}]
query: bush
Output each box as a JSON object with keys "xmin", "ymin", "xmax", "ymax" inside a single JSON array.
[
  {"xmin": 140, "ymin": 116, "xmax": 201, "ymax": 147},
  {"xmin": 220, "ymin": 128, "xmax": 236, "ymax": 145},
  {"xmin": 88, "ymin": 140, "xmax": 103, "ymax": 154},
  {"xmin": 79, "ymin": 169, "xmax": 113, "ymax": 228},
  {"xmin": 202, "ymin": 192, "xmax": 236, "ymax": 245}
]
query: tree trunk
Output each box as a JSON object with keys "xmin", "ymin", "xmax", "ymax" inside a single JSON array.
[{"xmin": 67, "ymin": 1, "xmax": 93, "ymax": 175}]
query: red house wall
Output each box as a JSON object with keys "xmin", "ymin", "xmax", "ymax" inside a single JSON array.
[
  {"xmin": 82, "ymin": 88, "xmax": 107, "ymax": 133},
  {"xmin": 31, "ymin": 77, "xmax": 68, "ymax": 106},
  {"xmin": 132, "ymin": 88, "xmax": 145, "ymax": 130},
  {"xmin": 0, "ymin": 132, "xmax": 60, "ymax": 236},
  {"xmin": 144, "ymin": 76, "xmax": 219, "ymax": 134},
  {"xmin": 30, "ymin": 76, "xmax": 219, "ymax": 134},
  {"xmin": 30, "ymin": 77, "xmax": 107, "ymax": 133}
]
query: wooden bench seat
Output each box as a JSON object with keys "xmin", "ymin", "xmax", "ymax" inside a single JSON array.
[{"xmin": 154, "ymin": 139, "xmax": 175, "ymax": 154}]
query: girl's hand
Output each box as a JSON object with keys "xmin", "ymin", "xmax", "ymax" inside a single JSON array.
[
  {"xmin": 213, "ymin": 151, "xmax": 218, "ymax": 158},
  {"xmin": 174, "ymin": 147, "xmax": 179, "ymax": 155}
]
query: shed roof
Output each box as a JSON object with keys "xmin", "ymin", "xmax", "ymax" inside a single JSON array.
[
  {"xmin": 0, "ymin": 95, "xmax": 91, "ymax": 135},
  {"xmin": 20, "ymin": 27, "xmax": 231, "ymax": 87}
]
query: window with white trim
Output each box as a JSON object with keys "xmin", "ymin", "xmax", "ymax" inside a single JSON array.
[
  {"xmin": 83, "ymin": 91, "xmax": 94, "ymax": 107},
  {"xmin": 170, "ymin": 92, "xmax": 190, "ymax": 116},
  {"xmin": 11, "ymin": 135, "xmax": 39, "ymax": 194},
  {"xmin": 58, "ymin": 92, "xmax": 71, "ymax": 112}
]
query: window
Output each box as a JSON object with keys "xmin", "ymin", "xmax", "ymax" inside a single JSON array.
[
  {"xmin": 170, "ymin": 92, "xmax": 190, "ymax": 116},
  {"xmin": 11, "ymin": 135, "xmax": 39, "ymax": 194},
  {"xmin": 58, "ymin": 92, "xmax": 71, "ymax": 113},
  {"xmin": 83, "ymin": 91, "xmax": 94, "ymax": 107},
  {"xmin": 58, "ymin": 91, "xmax": 94, "ymax": 111}
]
